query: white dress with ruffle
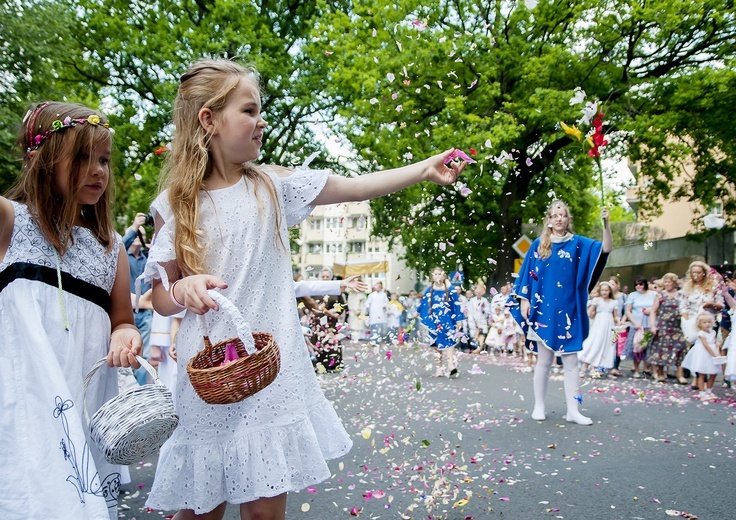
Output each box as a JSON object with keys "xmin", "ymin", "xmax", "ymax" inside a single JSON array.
[
  {"xmin": 0, "ymin": 202, "xmax": 122, "ymax": 520},
  {"xmin": 580, "ymin": 298, "xmax": 617, "ymax": 368},
  {"xmin": 681, "ymin": 330, "xmax": 719, "ymax": 375},
  {"xmin": 143, "ymin": 166, "xmax": 352, "ymax": 514}
]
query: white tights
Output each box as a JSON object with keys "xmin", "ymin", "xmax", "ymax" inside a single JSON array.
[{"xmin": 531, "ymin": 347, "xmax": 592, "ymax": 425}]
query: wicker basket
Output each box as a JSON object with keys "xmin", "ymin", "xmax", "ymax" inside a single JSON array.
[
  {"xmin": 187, "ymin": 291, "xmax": 280, "ymax": 405},
  {"xmin": 84, "ymin": 356, "xmax": 178, "ymax": 465}
]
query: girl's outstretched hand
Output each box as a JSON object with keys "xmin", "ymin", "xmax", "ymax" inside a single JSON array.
[
  {"xmin": 341, "ymin": 275, "xmax": 369, "ymax": 293},
  {"xmin": 424, "ymin": 149, "xmax": 469, "ymax": 185},
  {"xmin": 108, "ymin": 325, "xmax": 143, "ymax": 368},
  {"xmin": 176, "ymin": 274, "xmax": 228, "ymax": 314}
]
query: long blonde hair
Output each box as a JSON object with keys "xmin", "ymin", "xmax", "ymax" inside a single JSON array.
[
  {"xmin": 162, "ymin": 59, "xmax": 282, "ymax": 276},
  {"xmin": 537, "ymin": 200, "xmax": 574, "ymax": 259},
  {"xmin": 682, "ymin": 260, "xmax": 716, "ymax": 295},
  {"xmin": 9, "ymin": 101, "xmax": 115, "ymax": 254}
]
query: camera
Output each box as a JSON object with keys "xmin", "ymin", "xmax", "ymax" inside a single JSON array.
[{"xmin": 144, "ymin": 213, "xmax": 155, "ymax": 227}]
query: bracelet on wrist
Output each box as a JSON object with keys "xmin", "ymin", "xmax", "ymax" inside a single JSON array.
[{"xmin": 170, "ymin": 279, "xmax": 186, "ymax": 309}]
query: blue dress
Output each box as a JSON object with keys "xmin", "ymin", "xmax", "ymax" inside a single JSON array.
[
  {"xmin": 418, "ymin": 286, "xmax": 465, "ymax": 349},
  {"xmin": 509, "ymin": 235, "xmax": 603, "ymax": 354}
]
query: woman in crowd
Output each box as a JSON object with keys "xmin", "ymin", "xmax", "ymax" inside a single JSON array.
[{"xmin": 647, "ymin": 273, "xmax": 688, "ymax": 383}]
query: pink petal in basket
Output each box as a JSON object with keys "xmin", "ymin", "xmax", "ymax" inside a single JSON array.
[{"xmin": 219, "ymin": 342, "xmax": 240, "ymax": 366}]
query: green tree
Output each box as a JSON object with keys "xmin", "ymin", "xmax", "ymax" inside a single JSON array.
[
  {"xmin": 0, "ymin": 0, "xmax": 90, "ymax": 191},
  {"xmin": 2, "ymin": 0, "xmax": 348, "ymax": 228},
  {"xmin": 314, "ymin": 0, "xmax": 736, "ymax": 287},
  {"xmin": 58, "ymin": 0, "xmax": 351, "ymax": 227}
]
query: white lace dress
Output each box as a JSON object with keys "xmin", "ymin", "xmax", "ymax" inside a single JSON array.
[
  {"xmin": 0, "ymin": 202, "xmax": 122, "ymax": 520},
  {"xmin": 143, "ymin": 166, "xmax": 352, "ymax": 514}
]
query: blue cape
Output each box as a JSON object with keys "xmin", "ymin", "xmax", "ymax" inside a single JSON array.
[{"xmin": 508, "ymin": 235, "xmax": 603, "ymax": 353}]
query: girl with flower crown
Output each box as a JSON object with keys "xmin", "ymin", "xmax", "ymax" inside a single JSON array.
[
  {"xmin": 0, "ymin": 102, "xmax": 141, "ymax": 520},
  {"xmin": 140, "ymin": 59, "xmax": 466, "ymax": 519}
]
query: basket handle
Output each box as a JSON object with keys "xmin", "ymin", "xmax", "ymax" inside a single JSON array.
[
  {"xmin": 197, "ymin": 290, "xmax": 256, "ymax": 355},
  {"xmin": 82, "ymin": 355, "xmax": 160, "ymax": 424}
]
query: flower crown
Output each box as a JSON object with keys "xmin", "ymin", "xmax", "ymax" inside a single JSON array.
[{"xmin": 26, "ymin": 114, "xmax": 110, "ymax": 154}]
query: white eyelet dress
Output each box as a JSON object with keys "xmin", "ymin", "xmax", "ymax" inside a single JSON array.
[
  {"xmin": 142, "ymin": 166, "xmax": 352, "ymax": 514},
  {"xmin": 0, "ymin": 202, "xmax": 122, "ymax": 520}
]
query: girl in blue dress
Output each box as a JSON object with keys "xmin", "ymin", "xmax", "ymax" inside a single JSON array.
[
  {"xmin": 510, "ymin": 201, "xmax": 612, "ymax": 425},
  {"xmin": 419, "ymin": 267, "xmax": 465, "ymax": 378}
]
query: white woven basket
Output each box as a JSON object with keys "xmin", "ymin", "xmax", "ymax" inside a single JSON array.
[{"xmin": 84, "ymin": 356, "xmax": 178, "ymax": 465}]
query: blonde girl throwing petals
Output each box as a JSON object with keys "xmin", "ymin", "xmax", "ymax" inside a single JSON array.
[{"xmin": 141, "ymin": 59, "xmax": 467, "ymax": 520}]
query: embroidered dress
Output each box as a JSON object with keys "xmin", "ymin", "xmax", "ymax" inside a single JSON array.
[
  {"xmin": 142, "ymin": 167, "xmax": 352, "ymax": 514},
  {"xmin": 646, "ymin": 291, "xmax": 687, "ymax": 367},
  {"xmin": 509, "ymin": 234, "xmax": 604, "ymax": 354},
  {"xmin": 0, "ymin": 202, "xmax": 121, "ymax": 520},
  {"xmin": 681, "ymin": 330, "xmax": 720, "ymax": 375},
  {"xmin": 418, "ymin": 286, "xmax": 465, "ymax": 350},
  {"xmin": 579, "ymin": 298, "xmax": 617, "ymax": 368}
]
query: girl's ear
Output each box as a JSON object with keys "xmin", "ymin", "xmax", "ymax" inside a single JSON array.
[{"xmin": 198, "ymin": 107, "xmax": 216, "ymax": 135}]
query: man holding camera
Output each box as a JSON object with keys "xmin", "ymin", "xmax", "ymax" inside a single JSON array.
[{"xmin": 123, "ymin": 212, "xmax": 154, "ymax": 384}]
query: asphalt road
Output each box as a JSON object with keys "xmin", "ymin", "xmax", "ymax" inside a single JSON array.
[{"xmin": 118, "ymin": 343, "xmax": 736, "ymax": 519}]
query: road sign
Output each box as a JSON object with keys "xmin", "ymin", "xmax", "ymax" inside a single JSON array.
[{"xmin": 512, "ymin": 235, "xmax": 532, "ymax": 257}]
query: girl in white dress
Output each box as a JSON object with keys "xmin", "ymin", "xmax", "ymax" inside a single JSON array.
[
  {"xmin": 0, "ymin": 102, "xmax": 141, "ymax": 520},
  {"xmin": 681, "ymin": 313, "xmax": 721, "ymax": 400},
  {"xmin": 580, "ymin": 281, "xmax": 620, "ymax": 374},
  {"xmin": 141, "ymin": 59, "xmax": 467, "ymax": 519}
]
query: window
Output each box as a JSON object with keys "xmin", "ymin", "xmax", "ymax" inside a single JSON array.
[
  {"xmin": 347, "ymin": 215, "xmax": 366, "ymax": 230},
  {"xmin": 307, "ymin": 242, "xmax": 322, "ymax": 254},
  {"xmin": 309, "ymin": 218, "xmax": 323, "ymax": 230},
  {"xmin": 367, "ymin": 242, "xmax": 381, "ymax": 253},
  {"xmin": 325, "ymin": 242, "xmax": 343, "ymax": 253},
  {"xmin": 325, "ymin": 217, "xmax": 343, "ymax": 229},
  {"xmin": 349, "ymin": 241, "xmax": 365, "ymax": 253},
  {"xmin": 710, "ymin": 202, "xmax": 723, "ymax": 217}
]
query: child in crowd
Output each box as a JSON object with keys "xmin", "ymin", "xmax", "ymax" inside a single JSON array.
[
  {"xmin": 141, "ymin": 59, "xmax": 467, "ymax": 519},
  {"xmin": 486, "ymin": 304, "xmax": 506, "ymax": 355},
  {"xmin": 0, "ymin": 102, "xmax": 141, "ymax": 519},
  {"xmin": 580, "ymin": 281, "xmax": 620, "ymax": 376},
  {"xmin": 502, "ymin": 308, "xmax": 519, "ymax": 356},
  {"xmin": 681, "ymin": 313, "xmax": 721, "ymax": 400},
  {"xmin": 387, "ymin": 291, "xmax": 404, "ymax": 342},
  {"xmin": 467, "ymin": 282, "xmax": 491, "ymax": 352}
]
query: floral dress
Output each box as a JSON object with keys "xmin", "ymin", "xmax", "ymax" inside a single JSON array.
[{"xmin": 646, "ymin": 291, "xmax": 687, "ymax": 367}]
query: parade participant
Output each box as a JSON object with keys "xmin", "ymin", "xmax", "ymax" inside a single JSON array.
[
  {"xmin": 509, "ymin": 200, "xmax": 612, "ymax": 425},
  {"xmin": 140, "ymin": 59, "xmax": 466, "ymax": 519},
  {"xmin": 418, "ymin": 267, "xmax": 466, "ymax": 377},
  {"xmin": 0, "ymin": 102, "xmax": 141, "ymax": 519}
]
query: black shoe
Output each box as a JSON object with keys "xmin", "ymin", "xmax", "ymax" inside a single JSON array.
[{"xmin": 449, "ymin": 368, "xmax": 460, "ymax": 379}]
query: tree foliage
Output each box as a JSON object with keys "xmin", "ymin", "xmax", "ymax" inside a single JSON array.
[
  {"xmin": 313, "ymin": 0, "xmax": 736, "ymax": 286},
  {"xmin": 2, "ymin": 0, "xmax": 733, "ymax": 286},
  {"xmin": 2, "ymin": 0, "xmax": 345, "ymax": 229}
]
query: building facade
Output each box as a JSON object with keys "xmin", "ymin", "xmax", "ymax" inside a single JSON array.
[{"xmin": 291, "ymin": 201, "xmax": 419, "ymax": 295}]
